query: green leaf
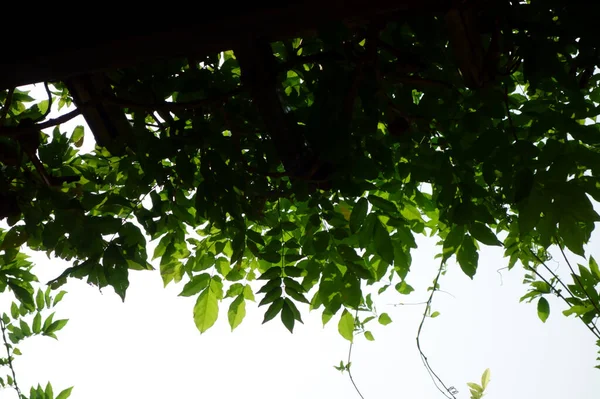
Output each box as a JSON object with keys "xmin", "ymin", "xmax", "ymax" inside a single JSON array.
[
  {"xmin": 258, "ymin": 266, "xmax": 282, "ymax": 280},
  {"xmin": 193, "ymin": 287, "xmax": 219, "ymax": 333},
  {"xmin": 283, "ymin": 277, "xmax": 306, "ymax": 293},
  {"xmin": 56, "ymin": 387, "xmax": 74, "ymax": 399},
  {"xmin": 225, "ymin": 283, "xmax": 244, "ymax": 298},
  {"xmin": 457, "ymin": 235, "xmax": 479, "ymax": 278},
  {"xmin": 228, "ymin": 295, "xmax": 246, "ymax": 331},
  {"xmin": 590, "ymin": 257, "xmax": 600, "ymax": 282},
  {"xmin": 44, "ymin": 287, "xmax": 52, "ymax": 309},
  {"xmin": 558, "ymin": 216, "xmax": 586, "ymax": 256},
  {"xmin": 44, "ymin": 319, "xmax": 68, "ymax": 336},
  {"xmin": 179, "ymin": 273, "xmax": 211, "ymax": 297},
  {"xmin": 350, "ymin": 198, "xmax": 368, "ymax": 233},
  {"xmin": 358, "ymin": 213, "xmax": 377, "ymax": 248},
  {"xmin": 43, "ymin": 312, "xmax": 55, "ymax": 331},
  {"xmin": 378, "ymin": 313, "xmax": 392, "ymax": 325},
  {"xmin": 481, "ymin": 368, "xmax": 491, "ymax": 390},
  {"xmin": 10, "ymin": 302, "xmax": 19, "ymax": 319},
  {"xmin": 467, "ymin": 382, "xmax": 483, "ymax": 393},
  {"xmin": 263, "ymin": 298, "xmax": 284, "ymax": 324},
  {"xmin": 368, "ymin": 195, "xmax": 398, "ymax": 214},
  {"xmin": 246, "ymin": 229, "xmax": 265, "ymax": 245},
  {"xmin": 400, "ymin": 204, "xmax": 422, "ymax": 221},
  {"xmin": 103, "ymin": 244, "xmax": 129, "ymax": 301},
  {"xmin": 32, "ymin": 312, "xmax": 42, "ymax": 334},
  {"xmin": 373, "ymin": 218, "xmax": 394, "ymax": 264},
  {"xmin": 243, "ymin": 285, "xmax": 255, "ymax": 301},
  {"xmin": 35, "ymin": 290, "xmax": 45, "ymax": 311},
  {"xmin": 514, "ymin": 168, "xmax": 534, "ymax": 203},
  {"xmin": 313, "ymin": 231, "xmax": 330, "ymax": 253},
  {"xmin": 364, "ymin": 331, "xmax": 375, "ymax": 341},
  {"xmin": 284, "ymin": 297, "xmax": 303, "ymax": 323},
  {"xmin": 430, "ymin": 311, "xmax": 440, "ymax": 318},
  {"xmin": 443, "ymin": 225, "xmax": 465, "ymax": 260},
  {"xmin": 285, "ymin": 287, "xmax": 310, "ymax": 303},
  {"xmin": 1, "ymin": 226, "xmax": 28, "ymax": 250},
  {"xmin": 284, "ymin": 266, "xmax": 303, "ymax": 277},
  {"xmin": 281, "ymin": 300, "xmax": 296, "ymax": 333},
  {"xmin": 53, "ymin": 291, "xmax": 67, "ymax": 307},
  {"xmin": 537, "ymin": 297, "xmax": 550, "ymax": 323},
  {"xmin": 338, "ymin": 309, "xmax": 355, "ymax": 342},
  {"xmin": 19, "ymin": 319, "xmax": 31, "ymax": 336},
  {"xmin": 395, "ymin": 281, "xmax": 414, "ymax": 295},
  {"xmin": 259, "ymin": 286, "xmax": 283, "ymax": 306},
  {"xmin": 71, "ymin": 125, "xmax": 85, "ymax": 147},
  {"xmin": 45, "ymin": 382, "xmax": 54, "ymax": 399},
  {"xmin": 469, "ymin": 223, "xmax": 501, "ymax": 246},
  {"xmin": 258, "ymin": 278, "xmax": 282, "ymax": 294}
]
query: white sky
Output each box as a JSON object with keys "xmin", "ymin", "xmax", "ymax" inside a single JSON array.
[{"xmin": 1, "ymin": 84, "xmax": 599, "ymax": 399}]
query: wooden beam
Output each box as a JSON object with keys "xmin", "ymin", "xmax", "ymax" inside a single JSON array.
[{"xmin": 0, "ymin": 1, "xmax": 440, "ymax": 89}]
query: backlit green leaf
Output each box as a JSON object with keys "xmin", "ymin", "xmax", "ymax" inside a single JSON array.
[
  {"xmin": 228, "ymin": 294, "xmax": 246, "ymax": 331},
  {"xmin": 44, "ymin": 319, "xmax": 68, "ymax": 336},
  {"xmin": 395, "ymin": 281, "xmax": 414, "ymax": 295},
  {"xmin": 481, "ymin": 368, "xmax": 491, "ymax": 390},
  {"xmin": 338, "ymin": 309, "xmax": 355, "ymax": 341},
  {"xmin": 32, "ymin": 312, "xmax": 42, "ymax": 334},
  {"xmin": 193, "ymin": 287, "xmax": 219, "ymax": 333},
  {"xmin": 56, "ymin": 386, "xmax": 74, "ymax": 399},
  {"xmin": 35, "ymin": 289, "xmax": 45, "ymax": 311},
  {"xmin": 537, "ymin": 297, "xmax": 550, "ymax": 323},
  {"xmin": 179, "ymin": 273, "xmax": 210, "ymax": 297},
  {"xmin": 71, "ymin": 125, "xmax": 85, "ymax": 147},
  {"xmin": 378, "ymin": 313, "xmax": 392, "ymax": 325}
]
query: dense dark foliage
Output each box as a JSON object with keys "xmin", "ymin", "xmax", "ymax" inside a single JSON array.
[{"xmin": 1, "ymin": 2, "xmax": 600, "ymax": 395}]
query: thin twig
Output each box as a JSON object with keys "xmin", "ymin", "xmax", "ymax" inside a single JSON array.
[
  {"xmin": 347, "ymin": 309, "xmax": 365, "ymax": 399},
  {"xmin": 416, "ymin": 260, "xmax": 456, "ymax": 399},
  {"xmin": 526, "ymin": 249, "xmax": 600, "ymax": 339},
  {"xmin": 0, "ymin": 318, "xmax": 22, "ymax": 397},
  {"xmin": 496, "ymin": 266, "xmax": 509, "ymax": 286},
  {"xmin": 389, "ymin": 301, "xmax": 428, "ymax": 307},
  {"xmin": 527, "ymin": 249, "xmax": 574, "ymax": 299},
  {"xmin": 555, "ymin": 241, "xmax": 600, "ymax": 317},
  {"xmin": 104, "ymin": 87, "xmax": 243, "ymax": 112},
  {"xmin": 0, "ymin": 87, "xmax": 15, "ymax": 126}
]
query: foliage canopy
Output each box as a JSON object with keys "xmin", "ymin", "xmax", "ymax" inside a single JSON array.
[{"xmin": 1, "ymin": 1, "xmax": 600, "ymax": 395}]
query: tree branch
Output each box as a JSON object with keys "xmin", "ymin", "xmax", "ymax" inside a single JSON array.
[
  {"xmin": 235, "ymin": 38, "xmax": 314, "ymax": 177},
  {"xmin": 37, "ymin": 108, "xmax": 82, "ymax": 129},
  {"xmin": 105, "ymin": 87, "xmax": 243, "ymax": 112},
  {"xmin": 0, "ymin": 108, "xmax": 82, "ymax": 138}
]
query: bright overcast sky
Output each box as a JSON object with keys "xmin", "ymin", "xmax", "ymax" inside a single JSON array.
[{"xmin": 1, "ymin": 83, "xmax": 599, "ymax": 399}]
